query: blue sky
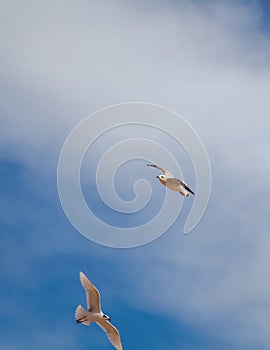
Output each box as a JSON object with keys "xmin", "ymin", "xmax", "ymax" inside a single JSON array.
[{"xmin": 1, "ymin": 0, "xmax": 270, "ymax": 349}]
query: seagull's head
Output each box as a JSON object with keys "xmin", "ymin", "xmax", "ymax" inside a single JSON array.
[
  {"xmin": 157, "ymin": 175, "xmax": 166, "ymax": 184},
  {"xmin": 102, "ymin": 314, "xmax": 111, "ymax": 321}
]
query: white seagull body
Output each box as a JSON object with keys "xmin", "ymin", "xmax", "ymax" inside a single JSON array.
[
  {"xmin": 75, "ymin": 272, "xmax": 123, "ymax": 350},
  {"xmin": 147, "ymin": 164, "xmax": 195, "ymax": 197}
]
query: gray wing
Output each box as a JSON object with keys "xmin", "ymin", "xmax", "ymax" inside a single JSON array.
[
  {"xmin": 80, "ymin": 272, "xmax": 101, "ymax": 312},
  {"xmin": 97, "ymin": 320, "xmax": 123, "ymax": 350},
  {"xmin": 146, "ymin": 164, "xmax": 174, "ymax": 178},
  {"xmin": 178, "ymin": 179, "xmax": 195, "ymax": 195}
]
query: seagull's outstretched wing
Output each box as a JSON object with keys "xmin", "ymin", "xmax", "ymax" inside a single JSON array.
[
  {"xmin": 146, "ymin": 164, "xmax": 174, "ymax": 178},
  {"xmin": 80, "ymin": 272, "xmax": 101, "ymax": 313},
  {"xmin": 179, "ymin": 180, "xmax": 195, "ymax": 195},
  {"xmin": 97, "ymin": 320, "xmax": 123, "ymax": 350}
]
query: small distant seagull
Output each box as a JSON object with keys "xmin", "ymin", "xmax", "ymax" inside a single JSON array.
[
  {"xmin": 147, "ymin": 164, "xmax": 195, "ymax": 197},
  {"xmin": 75, "ymin": 272, "xmax": 123, "ymax": 350}
]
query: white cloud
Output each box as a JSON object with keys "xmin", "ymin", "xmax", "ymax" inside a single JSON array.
[{"xmin": 1, "ymin": 0, "xmax": 269, "ymax": 175}]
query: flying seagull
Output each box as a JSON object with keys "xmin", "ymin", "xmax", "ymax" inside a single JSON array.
[
  {"xmin": 75, "ymin": 272, "xmax": 123, "ymax": 350},
  {"xmin": 147, "ymin": 164, "xmax": 195, "ymax": 197}
]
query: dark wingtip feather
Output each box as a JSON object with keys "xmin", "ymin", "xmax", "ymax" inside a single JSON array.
[{"xmin": 187, "ymin": 187, "xmax": 195, "ymax": 195}]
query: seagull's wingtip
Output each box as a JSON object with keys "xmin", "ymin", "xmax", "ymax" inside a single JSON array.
[
  {"xmin": 79, "ymin": 272, "xmax": 90, "ymax": 289},
  {"xmin": 79, "ymin": 271, "xmax": 87, "ymax": 280}
]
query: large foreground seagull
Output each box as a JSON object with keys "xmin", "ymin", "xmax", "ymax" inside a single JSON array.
[
  {"xmin": 75, "ymin": 272, "xmax": 123, "ymax": 350},
  {"xmin": 147, "ymin": 164, "xmax": 195, "ymax": 197}
]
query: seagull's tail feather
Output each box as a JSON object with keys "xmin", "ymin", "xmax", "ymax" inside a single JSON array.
[
  {"xmin": 179, "ymin": 190, "xmax": 189, "ymax": 197},
  {"xmin": 75, "ymin": 305, "xmax": 91, "ymax": 326}
]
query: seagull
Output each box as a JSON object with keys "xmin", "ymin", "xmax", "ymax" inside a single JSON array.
[
  {"xmin": 75, "ymin": 272, "xmax": 123, "ymax": 350},
  {"xmin": 147, "ymin": 164, "xmax": 195, "ymax": 197}
]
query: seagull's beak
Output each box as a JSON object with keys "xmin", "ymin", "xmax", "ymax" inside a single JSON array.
[
  {"xmin": 156, "ymin": 176, "xmax": 159, "ymax": 178},
  {"xmin": 107, "ymin": 317, "xmax": 111, "ymax": 321}
]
